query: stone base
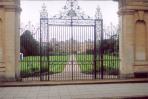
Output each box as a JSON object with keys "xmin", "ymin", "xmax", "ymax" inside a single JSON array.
[
  {"xmin": 119, "ymin": 73, "xmax": 135, "ymax": 79},
  {"xmin": 0, "ymin": 77, "xmax": 16, "ymax": 82},
  {"xmin": 15, "ymin": 75, "xmax": 22, "ymax": 82},
  {"xmin": 133, "ymin": 66, "xmax": 148, "ymax": 78},
  {"xmin": 134, "ymin": 72, "xmax": 148, "ymax": 78},
  {"xmin": 120, "ymin": 72, "xmax": 148, "ymax": 79},
  {"xmin": 0, "ymin": 75, "xmax": 5, "ymax": 82}
]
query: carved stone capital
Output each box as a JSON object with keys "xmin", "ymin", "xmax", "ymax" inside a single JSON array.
[
  {"xmin": 4, "ymin": 5, "xmax": 21, "ymax": 12},
  {"xmin": 134, "ymin": 10, "xmax": 145, "ymax": 22},
  {"xmin": 0, "ymin": 0, "xmax": 21, "ymax": 12},
  {"xmin": 0, "ymin": 0, "xmax": 19, "ymax": 3},
  {"xmin": 118, "ymin": 9, "xmax": 135, "ymax": 15},
  {"xmin": 118, "ymin": 0, "xmax": 148, "ymax": 11}
]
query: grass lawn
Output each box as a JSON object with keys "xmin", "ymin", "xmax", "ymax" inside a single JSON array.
[
  {"xmin": 76, "ymin": 54, "xmax": 120, "ymax": 74},
  {"xmin": 76, "ymin": 54, "xmax": 94, "ymax": 74},
  {"xmin": 20, "ymin": 55, "xmax": 68, "ymax": 76}
]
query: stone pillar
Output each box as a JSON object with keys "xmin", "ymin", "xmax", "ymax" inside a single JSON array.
[
  {"xmin": 118, "ymin": 0, "xmax": 148, "ymax": 78},
  {"xmin": 0, "ymin": 0, "xmax": 21, "ymax": 81},
  {"xmin": 0, "ymin": 6, "xmax": 5, "ymax": 80}
]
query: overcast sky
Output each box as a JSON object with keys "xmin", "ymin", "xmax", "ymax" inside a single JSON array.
[{"xmin": 20, "ymin": 1, "xmax": 119, "ymax": 26}]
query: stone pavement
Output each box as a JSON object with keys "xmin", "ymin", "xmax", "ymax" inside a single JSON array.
[{"xmin": 0, "ymin": 83, "xmax": 148, "ymax": 99}]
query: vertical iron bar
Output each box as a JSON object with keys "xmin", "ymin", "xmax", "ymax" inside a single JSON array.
[
  {"xmin": 47, "ymin": 19, "xmax": 49, "ymax": 80},
  {"xmin": 106, "ymin": 25, "xmax": 108, "ymax": 79},
  {"xmin": 71, "ymin": 17, "xmax": 73, "ymax": 80},
  {"xmin": 31, "ymin": 28, "xmax": 33, "ymax": 80},
  {"xmin": 111, "ymin": 24, "xmax": 113, "ymax": 79},
  {"xmin": 40, "ymin": 18, "xmax": 42, "ymax": 81},
  {"xmin": 94, "ymin": 20, "xmax": 97, "ymax": 79},
  {"xmin": 100, "ymin": 19, "xmax": 104, "ymax": 79},
  {"xmin": 118, "ymin": 30, "xmax": 119, "ymax": 78}
]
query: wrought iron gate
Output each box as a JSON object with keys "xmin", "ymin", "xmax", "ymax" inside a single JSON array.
[
  {"xmin": 39, "ymin": 18, "xmax": 103, "ymax": 81},
  {"xmin": 20, "ymin": 1, "xmax": 119, "ymax": 81}
]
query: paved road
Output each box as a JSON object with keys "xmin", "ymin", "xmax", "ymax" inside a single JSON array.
[{"xmin": 0, "ymin": 83, "xmax": 148, "ymax": 99}]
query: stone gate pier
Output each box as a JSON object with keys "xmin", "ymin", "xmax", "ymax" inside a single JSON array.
[
  {"xmin": 118, "ymin": 0, "xmax": 148, "ymax": 78},
  {"xmin": 0, "ymin": 0, "xmax": 148, "ymax": 81},
  {"xmin": 0, "ymin": 0, "xmax": 21, "ymax": 81}
]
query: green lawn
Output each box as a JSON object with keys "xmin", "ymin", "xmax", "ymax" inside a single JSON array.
[
  {"xmin": 76, "ymin": 55, "xmax": 93, "ymax": 74},
  {"xmin": 20, "ymin": 55, "xmax": 68, "ymax": 76},
  {"xmin": 20, "ymin": 54, "xmax": 119, "ymax": 77},
  {"xmin": 76, "ymin": 54, "xmax": 120, "ymax": 75}
]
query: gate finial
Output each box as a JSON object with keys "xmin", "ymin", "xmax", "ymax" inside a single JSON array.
[
  {"xmin": 40, "ymin": 3, "xmax": 48, "ymax": 19},
  {"xmin": 95, "ymin": 5, "xmax": 102, "ymax": 19}
]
